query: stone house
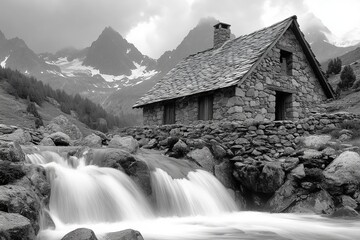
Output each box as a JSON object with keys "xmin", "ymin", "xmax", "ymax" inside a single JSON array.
[{"xmin": 133, "ymin": 15, "xmax": 334, "ymax": 125}]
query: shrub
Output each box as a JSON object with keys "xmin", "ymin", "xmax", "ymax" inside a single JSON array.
[
  {"xmin": 327, "ymin": 57, "xmax": 342, "ymax": 75},
  {"xmin": 338, "ymin": 65, "xmax": 356, "ymax": 90}
]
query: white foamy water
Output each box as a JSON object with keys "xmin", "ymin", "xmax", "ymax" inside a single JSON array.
[{"xmin": 27, "ymin": 151, "xmax": 360, "ymax": 240}]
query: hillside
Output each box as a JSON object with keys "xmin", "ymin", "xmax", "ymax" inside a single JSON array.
[
  {"xmin": 324, "ymin": 60, "xmax": 360, "ymax": 113},
  {"xmin": 0, "ymin": 82, "xmax": 93, "ymax": 136}
]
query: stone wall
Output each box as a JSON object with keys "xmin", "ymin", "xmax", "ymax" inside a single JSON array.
[
  {"xmin": 143, "ymin": 28, "xmax": 329, "ymax": 125},
  {"xmin": 119, "ymin": 113, "xmax": 359, "ymax": 161}
]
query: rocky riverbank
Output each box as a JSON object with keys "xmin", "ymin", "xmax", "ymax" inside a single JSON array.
[{"xmin": 1, "ymin": 113, "xmax": 360, "ymax": 239}]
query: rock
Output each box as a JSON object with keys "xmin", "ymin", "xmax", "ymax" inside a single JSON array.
[
  {"xmin": 331, "ymin": 206, "xmax": 359, "ymax": 218},
  {"xmin": 0, "ymin": 161, "xmax": 25, "ymax": 185},
  {"xmin": 0, "ymin": 129, "xmax": 32, "ymax": 144},
  {"xmin": 257, "ymin": 162, "xmax": 285, "ymax": 193},
  {"xmin": 338, "ymin": 134, "xmax": 351, "ymax": 142},
  {"xmin": 45, "ymin": 115, "xmax": 83, "ymax": 140},
  {"xmin": 323, "ymin": 151, "xmax": 360, "ymax": 195},
  {"xmin": 0, "ymin": 124, "xmax": 16, "ymax": 134},
  {"xmin": 82, "ymin": 134, "xmax": 102, "ymax": 148},
  {"xmin": 290, "ymin": 164, "xmax": 305, "ymax": 180},
  {"xmin": 105, "ymin": 229, "xmax": 144, "ymax": 240},
  {"xmin": 339, "ymin": 195, "xmax": 358, "ymax": 209},
  {"xmin": 0, "ymin": 211, "xmax": 35, "ymax": 240},
  {"xmin": 300, "ymin": 149, "xmax": 323, "ymax": 160},
  {"xmin": 286, "ymin": 190, "xmax": 335, "ymax": 215},
  {"xmin": 301, "ymin": 135, "xmax": 331, "ymax": 149},
  {"xmin": 211, "ymin": 141, "xmax": 227, "ymax": 159},
  {"xmin": 187, "ymin": 147, "xmax": 215, "ymax": 173},
  {"xmin": 0, "ymin": 185, "xmax": 41, "ymax": 234},
  {"xmin": 109, "ymin": 135, "xmax": 139, "ymax": 153},
  {"xmin": 0, "ymin": 141, "xmax": 25, "ymax": 162},
  {"xmin": 234, "ymin": 162, "xmax": 284, "ymax": 194},
  {"xmin": 61, "ymin": 228, "xmax": 98, "ymax": 240},
  {"xmin": 172, "ymin": 139, "xmax": 188, "ymax": 155},
  {"xmin": 267, "ymin": 180, "xmax": 301, "ymax": 213},
  {"xmin": 49, "ymin": 132, "xmax": 71, "ymax": 146},
  {"xmin": 143, "ymin": 139, "xmax": 157, "ymax": 149},
  {"xmin": 39, "ymin": 137, "xmax": 55, "ymax": 146},
  {"xmin": 87, "ymin": 149, "xmax": 151, "ymax": 196},
  {"xmin": 214, "ymin": 160, "xmax": 235, "ymax": 189},
  {"xmin": 280, "ymin": 157, "xmax": 299, "ymax": 172}
]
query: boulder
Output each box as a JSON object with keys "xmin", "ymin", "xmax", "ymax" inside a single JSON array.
[
  {"xmin": 0, "ymin": 211, "xmax": 35, "ymax": 240},
  {"xmin": 105, "ymin": 229, "xmax": 144, "ymax": 240},
  {"xmin": 211, "ymin": 141, "xmax": 227, "ymax": 159},
  {"xmin": 109, "ymin": 136, "xmax": 139, "ymax": 153},
  {"xmin": 289, "ymin": 164, "xmax": 305, "ymax": 180},
  {"xmin": 323, "ymin": 151, "xmax": 360, "ymax": 195},
  {"xmin": 39, "ymin": 137, "xmax": 55, "ymax": 146},
  {"xmin": 48, "ymin": 132, "xmax": 71, "ymax": 146},
  {"xmin": 234, "ymin": 162, "xmax": 285, "ymax": 194},
  {"xmin": 0, "ymin": 161, "xmax": 25, "ymax": 185},
  {"xmin": 82, "ymin": 134, "xmax": 102, "ymax": 148},
  {"xmin": 186, "ymin": 147, "xmax": 215, "ymax": 173},
  {"xmin": 0, "ymin": 185, "xmax": 41, "ymax": 234},
  {"xmin": 267, "ymin": 180, "xmax": 302, "ymax": 213},
  {"xmin": 339, "ymin": 195, "xmax": 358, "ymax": 209},
  {"xmin": 61, "ymin": 228, "xmax": 98, "ymax": 240},
  {"xmin": 0, "ymin": 141, "xmax": 25, "ymax": 162},
  {"xmin": 45, "ymin": 115, "xmax": 82, "ymax": 140},
  {"xmin": 0, "ymin": 124, "xmax": 16, "ymax": 134},
  {"xmin": 257, "ymin": 162, "xmax": 285, "ymax": 193},
  {"xmin": 331, "ymin": 206, "xmax": 359, "ymax": 218},
  {"xmin": 87, "ymin": 149, "xmax": 151, "ymax": 196},
  {"xmin": 286, "ymin": 190, "xmax": 335, "ymax": 215},
  {"xmin": 0, "ymin": 129, "xmax": 31, "ymax": 144},
  {"xmin": 172, "ymin": 139, "xmax": 188, "ymax": 156},
  {"xmin": 301, "ymin": 135, "xmax": 331, "ymax": 149},
  {"xmin": 214, "ymin": 160, "xmax": 235, "ymax": 189}
]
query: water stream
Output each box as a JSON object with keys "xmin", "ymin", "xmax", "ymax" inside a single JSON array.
[{"xmin": 26, "ymin": 150, "xmax": 360, "ymax": 240}]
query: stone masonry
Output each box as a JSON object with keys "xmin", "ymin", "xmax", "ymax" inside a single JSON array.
[{"xmin": 143, "ymin": 28, "xmax": 327, "ymax": 125}]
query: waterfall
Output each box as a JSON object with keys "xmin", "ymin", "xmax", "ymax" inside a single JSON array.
[
  {"xmin": 27, "ymin": 149, "xmax": 237, "ymax": 225},
  {"xmin": 28, "ymin": 150, "xmax": 360, "ymax": 240},
  {"xmin": 151, "ymin": 168, "xmax": 237, "ymax": 216}
]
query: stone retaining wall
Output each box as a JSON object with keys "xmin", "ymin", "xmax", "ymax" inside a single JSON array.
[{"xmin": 118, "ymin": 112, "xmax": 360, "ymax": 161}]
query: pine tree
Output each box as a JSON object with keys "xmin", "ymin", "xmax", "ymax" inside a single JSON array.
[
  {"xmin": 338, "ymin": 65, "xmax": 356, "ymax": 90},
  {"xmin": 327, "ymin": 57, "xmax": 342, "ymax": 74}
]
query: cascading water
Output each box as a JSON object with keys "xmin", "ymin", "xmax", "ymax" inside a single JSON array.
[{"xmin": 27, "ymin": 149, "xmax": 360, "ymax": 240}]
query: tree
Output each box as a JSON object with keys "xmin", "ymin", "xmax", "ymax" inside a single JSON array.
[
  {"xmin": 338, "ymin": 65, "xmax": 356, "ymax": 90},
  {"xmin": 327, "ymin": 57, "xmax": 342, "ymax": 74}
]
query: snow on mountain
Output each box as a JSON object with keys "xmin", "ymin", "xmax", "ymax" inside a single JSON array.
[
  {"xmin": 45, "ymin": 56, "xmax": 158, "ymax": 87},
  {"xmin": 0, "ymin": 55, "xmax": 9, "ymax": 68}
]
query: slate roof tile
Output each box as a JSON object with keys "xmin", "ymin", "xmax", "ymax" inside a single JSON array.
[{"xmin": 134, "ymin": 15, "xmax": 329, "ymax": 108}]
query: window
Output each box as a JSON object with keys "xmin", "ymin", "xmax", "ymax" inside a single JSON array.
[
  {"xmin": 280, "ymin": 50, "xmax": 293, "ymax": 76},
  {"xmin": 275, "ymin": 91, "xmax": 292, "ymax": 120},
  {"xmin": 163, "ymin": 102, "xmax": 175, "ymax": 124},
  {"xmin": 198, "ymin": 95, "xmax": 213, "ymax": 120}
]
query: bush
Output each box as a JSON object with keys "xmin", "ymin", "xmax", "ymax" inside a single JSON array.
[
  {"xmin": 327, "ymin": 57, "xmax": 342, "ymax": 75},
  {"xmin": 338, "ymin": 65, "xmax": 356, "ymax": 90},
  {"xmin": 0, "ymin": 161, "xmax": 25, "ymax": 185}
]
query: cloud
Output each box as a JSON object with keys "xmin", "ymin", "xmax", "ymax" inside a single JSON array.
[
  {"xmin": 0, "ymin": 0, "xmax": 150, "ymax": 53},
  {"xmin": 0, "ymin": 0, "xmax": 359, "ymax": 58}
]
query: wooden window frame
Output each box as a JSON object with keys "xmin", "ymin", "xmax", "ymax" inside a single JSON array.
[
  {"xmin": 198, "ymin": 95, "xmax": 213, "ymax": 120},
  {"xmin": 163, "ymin": 102, "xmax": 175, "ymax": 124},
  {"xmin": 275, "ymin": 91, "xmax": 292, "ymax": 120},
  {"xmin": 280, "ymin": 49, "xmax": 293, "ymax": 76}
]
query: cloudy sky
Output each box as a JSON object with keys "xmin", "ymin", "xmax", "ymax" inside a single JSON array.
[{"xmin": 0, "ymin": 0, "xmax": 359, "ymax": 59}]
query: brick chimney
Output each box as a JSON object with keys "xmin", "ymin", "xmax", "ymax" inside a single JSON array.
[{"xmin": 213, "ymin": 22, "xmax": 231, "ymax": 49}]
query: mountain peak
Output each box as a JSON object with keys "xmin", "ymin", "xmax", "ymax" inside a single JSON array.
[
  {"xmin": 0, "ymin": 30, "xmax": 6, "ymax": 43},
  {"xmin": 100, "ymin": 26, "xmax": 121, "ymax": 39}
]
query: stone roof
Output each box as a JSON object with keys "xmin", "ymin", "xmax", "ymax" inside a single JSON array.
[{"xmin": 134, "ymin": 16, "xmax": 333, "ymax": 108}]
